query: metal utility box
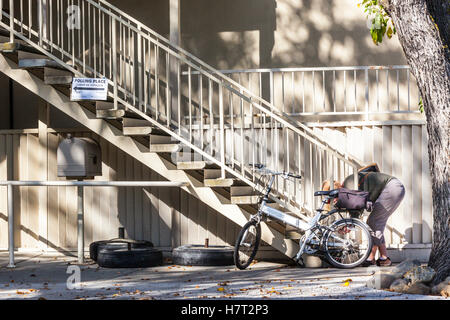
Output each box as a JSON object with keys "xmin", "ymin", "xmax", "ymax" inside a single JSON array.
[{"xmin": 57, "ymin": 135, "xmax": 102, "ymax": 178}]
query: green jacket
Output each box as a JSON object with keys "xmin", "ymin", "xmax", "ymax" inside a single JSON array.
[{"xmin": 343, "ymin": 172, "xmax": 394, "ymax": 202}]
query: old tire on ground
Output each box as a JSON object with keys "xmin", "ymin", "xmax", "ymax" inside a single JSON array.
[
  {"xmin": 97, "ymin": 247, "xmax": 163, "ymax": 268},
  {"xmin": 89, "ymin": 239, "xmax": 154, "ymax": 261},
  {"xmin": 172, "ymin": 245, "xmax": 234, "ymax": 266}
]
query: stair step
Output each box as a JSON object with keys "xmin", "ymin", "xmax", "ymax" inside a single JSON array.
[
  {"xmin": 230, "ymin": 195, "xmax": 260, "ymax": 205},
  {"xmin": 96, "ymin": 109, "xmax": 126, "ymax": 119},
  {"xmin": 123, "ymin": 126, "xmax": 153, "ymax": 136},
  {"xmin": 174, "ymin": 151, "xmax": 217, "ymax": 170},
  {"xmin": 204, "ymin": 169, "xmax": 225, "ymax": 179},
  {"xmin": 230, "ymin": 186, "xmax": 259, "ymax": 204},
  {"xmin": 18, "ymin": 51, "xmax": 63, "ymax": 69},
  {"xmin": 0, "ymin": 41, "xmax": 42, "ymax": 54},
  {"xmin": 203, "ymin": 168, "xmax": 235, "ymax": 187},
  {"xmin": 230, "ymin": 186, "xmax": 255, "ymax": 196},
  {"xmin": 95, "ymin": 101, "xmax": 126, "ymax": 119},
  {"xmin": 149, "ymin": 134, "xmax": 173, "ymax": 144},
  {"xmin": 19, "ymin": 58, "xmax": 61, "ymax": 69},
  {"xmin": 204, "ymin": 178, "xmax": 236, "ymax": 187},
  {"xmin": 96, "ymin": 101, "xmax": 124, "ymax": 110},
  {"xmin": 176, "ymin": 161, "xmax": 207, "ymax": 170},
  {"xmin": 122, "ymin": 117, "xmax": 162, "ymax": 136},
  {"xmin": 44, "ymin": 67, "xmax": 73, "ymax": 85},
  {"xmin": 149, "ymin": 144, "xmax": 182, "ymax": 153}
]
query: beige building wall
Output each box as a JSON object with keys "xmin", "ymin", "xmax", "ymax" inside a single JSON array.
[{"xmin": 109, "ymin": 0, "xmax": 407, "ymax": 70}]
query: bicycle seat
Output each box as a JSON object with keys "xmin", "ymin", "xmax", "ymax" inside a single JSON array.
[{"xmin": 314, "ymin": 189, "xmax": 339, "ymax": 197}]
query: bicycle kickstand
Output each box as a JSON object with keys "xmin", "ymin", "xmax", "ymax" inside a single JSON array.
[{"xmin": 293, "ymin": 255, "xmax": 305, "ymax": 268}]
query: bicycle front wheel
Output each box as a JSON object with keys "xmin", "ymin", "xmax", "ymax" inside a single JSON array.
[
  {"xmin": 234, "ymin": 220, "xmax": 261, "ymax": 270},
  {"xmin": 323, "ymin": 218, "xmax": 372, "ymax": 269}
]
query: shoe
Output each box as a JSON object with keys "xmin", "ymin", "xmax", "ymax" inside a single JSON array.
[
  {"xmin": 361, "ymin": 259, "xmax": 376, "ymax": 267},
  {"xmin": 376, "ymin": 257, "xmax": 392, "ymax": 267}
]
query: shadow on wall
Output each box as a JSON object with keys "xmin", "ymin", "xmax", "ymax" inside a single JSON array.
[
  {"xmin": 181, "ymin": 0, "xmax": 276, "ymax": 70},
  {"xmin": 107, "ymin": 0, "xmax": 170, "ymax": 35},
  {"xmin": 180, "ymin": 0, "xmax": 407, "ymax": 69}
]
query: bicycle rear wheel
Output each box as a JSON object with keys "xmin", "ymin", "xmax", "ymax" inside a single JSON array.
[
  {"xmin": 323, "ymin": 218, "xmax": 372, "ymax": 269},
  {"xmin": 234, "ymin": 220, "xmax": 261, "ymax": 270}
]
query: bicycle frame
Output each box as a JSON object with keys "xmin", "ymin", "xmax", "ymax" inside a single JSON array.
[{"xmin": 255, "ymin": 173, "xmax": 343, "ymax": 262}]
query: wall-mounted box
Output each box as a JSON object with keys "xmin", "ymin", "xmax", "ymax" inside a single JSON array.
[{"xmin": 57, "ymin": 136, "xmax": 102, "ymax": 178}]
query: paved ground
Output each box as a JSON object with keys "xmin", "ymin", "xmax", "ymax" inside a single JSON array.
[{"xmin": 0, "ymin": 252, "xmax": 446, "ymax": 300}]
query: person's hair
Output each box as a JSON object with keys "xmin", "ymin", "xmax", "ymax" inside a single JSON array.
[
  {"xmin": 321, "ymin": 180, "xmax": 342, "ymax": 191},
  {"xmin": 321, "ymin": 180, "xmax": 342, "ymax": 211}
]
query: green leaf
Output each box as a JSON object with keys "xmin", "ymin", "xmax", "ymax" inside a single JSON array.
[
  {"xmin": 387, "ymin": 27, "xmax": 393, "ymax": 38},
  {"xmin": 419, "ymin": 97, "xmax": 424, "ymax": 113}
]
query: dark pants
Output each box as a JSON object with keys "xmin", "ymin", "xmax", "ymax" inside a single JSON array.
[{"xmin": 367, "ymin": 178, "xmax": 405, "ymax": 246}]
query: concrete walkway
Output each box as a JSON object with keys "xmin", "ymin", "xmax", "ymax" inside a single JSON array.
[{"xmin": 0, "ymin": 252, "xmax": 446, "ymax": 300}]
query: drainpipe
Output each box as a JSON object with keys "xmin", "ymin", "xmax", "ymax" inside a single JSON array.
[
  {"xmin": 7, "ymin": 184, "xmax": 14, "ymax": 268},
  {"xmin": 9, "ymin": 79, "xmax": 13, "ymax": 129}
]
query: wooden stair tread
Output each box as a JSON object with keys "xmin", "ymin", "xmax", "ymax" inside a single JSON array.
[
  {"xmin": 0, "ymin": 41, "xmax": 42, "ymax": 55},
  {"xmin": 96, "ymin": 108, "xmax": 126, "ymax": 119},
  {"xmin": 204, "ymin": 178, "xmax": 236, "ymax": 187},
  {"xmin": 149, "ymin": 144, "xmax": 181, "ymax": 153}
]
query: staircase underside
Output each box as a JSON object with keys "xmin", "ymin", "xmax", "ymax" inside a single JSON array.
[{"xmin": 0, "ymin": 52, "xmax": 300, "ymax": 259}]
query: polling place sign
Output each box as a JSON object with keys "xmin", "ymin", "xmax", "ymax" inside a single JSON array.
[{"xmin": 71, "ymin": 78, "xmax": 108, "ymax": 101}]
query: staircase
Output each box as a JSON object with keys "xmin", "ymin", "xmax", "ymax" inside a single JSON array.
[{"xmin": 0, "ymin": 0, "xmax": 364, "ymax": 259}]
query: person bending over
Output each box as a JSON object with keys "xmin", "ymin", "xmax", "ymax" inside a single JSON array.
[{"xmin": 341, "ymin": 171, "xmax": 405, "ymax": 267}]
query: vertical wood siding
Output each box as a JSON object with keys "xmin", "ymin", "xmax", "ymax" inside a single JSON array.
[
  {"xmin": 0, "ymin": 131, "xmax": 240, "ymax": 250},
  {"xmin": 0, "ymin": 123, "xmax": 432, "ymax": 251}
]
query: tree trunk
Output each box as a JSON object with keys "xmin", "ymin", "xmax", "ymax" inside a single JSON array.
[{"xmin": 383, "ymin": 0, "xmax": 450, "ymax": 284}]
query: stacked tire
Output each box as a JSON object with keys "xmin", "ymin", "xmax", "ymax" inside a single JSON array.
[{"xmin": 90, "ymin": 239, "xmax": 163, "ymax": 268}]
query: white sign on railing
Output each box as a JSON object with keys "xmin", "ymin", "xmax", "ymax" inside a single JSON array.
[{"xmin": 71, "ymin": 78, "xmax": 108, "ymax": 101}]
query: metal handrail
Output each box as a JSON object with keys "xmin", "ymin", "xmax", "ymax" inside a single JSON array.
[
  {"xmin": 189, "ymin": 65, "xmax": 412, "ymax": 74},
  {"xmin": 0, "ymin": 0, "xmax": 362, "ymax": 216}
]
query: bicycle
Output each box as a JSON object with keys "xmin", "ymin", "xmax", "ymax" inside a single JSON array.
[{"xmin": 234, "ymin": 164, "xmax": 373, "ymax": 269}]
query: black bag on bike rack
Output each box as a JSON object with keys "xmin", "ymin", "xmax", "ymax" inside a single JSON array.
[{"xmin": 335, "ymin": 188, "xmax": 372, "ymax": 211}]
